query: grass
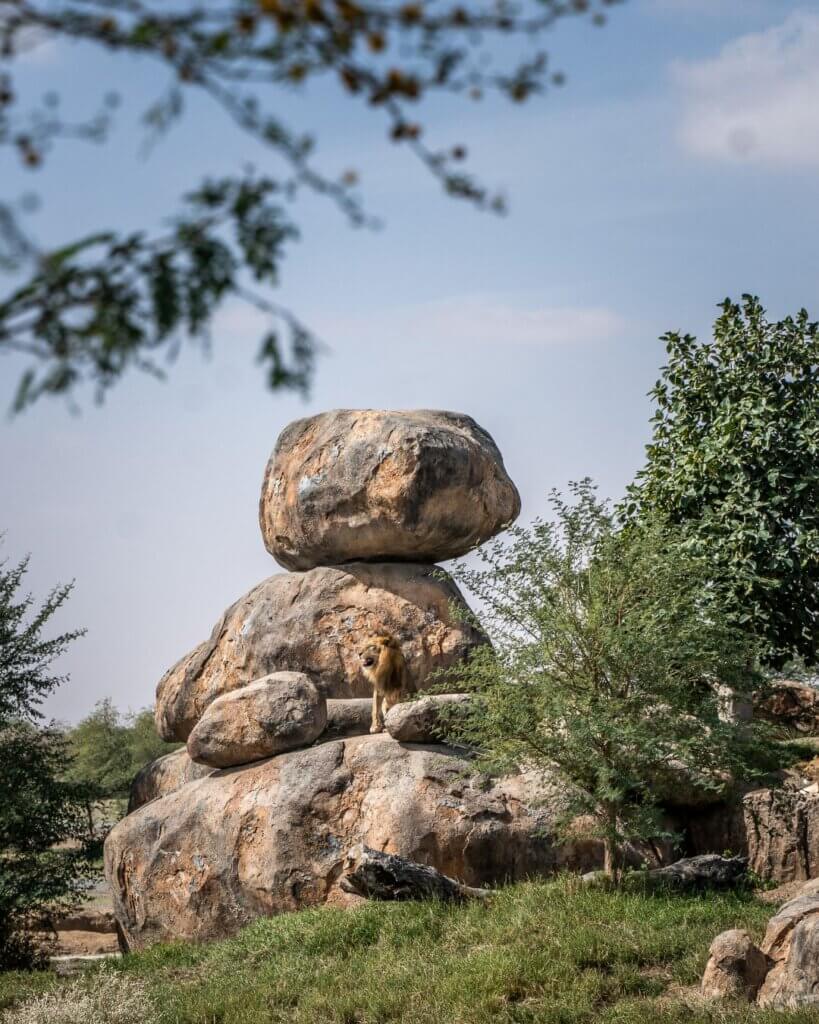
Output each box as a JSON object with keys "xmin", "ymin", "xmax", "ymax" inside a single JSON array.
[{"xmin": 2, "ymin": 877, "xmax": 817, "ymax": 1023}]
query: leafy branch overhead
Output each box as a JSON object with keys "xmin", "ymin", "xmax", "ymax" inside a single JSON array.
[{"xmin": 0, "ymin": 0, "xmax": 620, "ymax": 409}]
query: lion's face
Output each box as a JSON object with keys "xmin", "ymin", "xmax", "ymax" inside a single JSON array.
[{"xmin": 358, "ymin": 635, "xmax": 393, "ymax": 671}]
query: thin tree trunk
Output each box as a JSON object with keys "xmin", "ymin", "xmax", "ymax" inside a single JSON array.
[{"xmin": 601, "ymin": 805, "xmax": 622, "ymax": 884}]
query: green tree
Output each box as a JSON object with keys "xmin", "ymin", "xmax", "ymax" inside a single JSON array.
[
  {"xmin": 0, "ymin": 0, "xmax": 618, "ymax": 411},
  {"xmin": 65, "ymin": 699, "xmax": 179, "ymax": 831},
  {"xmin": 125, "ymin": 706, "xmax": 181, "ymax": 773},
  {"xmin": 0, "ymin": 545, "xmax": 90, "ymax": 968},
  {"xmin": 439, "ymin": 484, "xmax": 776, "ymax": 881},
  {"xmin": 625, "ymin": 296, "xmax": 819, "ymax": 669}
]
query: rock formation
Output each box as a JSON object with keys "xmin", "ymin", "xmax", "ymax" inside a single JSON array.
[
  {"xmin": 702, "ymin": 878, "xmax": 819, "ymax": 1008},
  {"xmin": 108, "ymin": 406, "xmax": 819, "ymax": 952},
  {"xmin": 108, "ymin": 409, "xmax": 531, "ymax": 948}
]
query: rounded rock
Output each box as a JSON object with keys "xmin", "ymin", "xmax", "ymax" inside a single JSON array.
[
  {"xmin": 187, "ymin": 672, "xmax": 327, "ymax": 769},
  {"xmin": 383, "ymin": 693, "xmax": 471, "ymax": 743},
  {"xmin": 259, "ymin": 409, "xmax": 521, "ymax": 570}
]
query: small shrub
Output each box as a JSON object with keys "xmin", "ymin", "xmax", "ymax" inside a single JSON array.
[{"xmin": 1, "ymin": 969, "xmax": 157, "ymax": 1024}]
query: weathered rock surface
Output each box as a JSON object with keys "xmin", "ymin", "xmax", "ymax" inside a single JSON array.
[
  {"xmin": 127, "ymin": 748, "xmax": 212, "ymax": 814},
  {"xmin": 187, "ymin": 673, "xmax": 327, "ymax": 769},
  {"xmin": 679, "ymin": 784, "xmax": 819, "ymax": 884},
  {"xmin": 105, "ymin": 735, "xmax": 599, "ymax": 950},
  {"xmin": 384, "ymin": 694, "xmax": 470, "ymax": 743},
  {"xmin": 757, "ymin": 881, "xmax": 819, "ymax": 1007},
  {"xmin": 155, "ymin": 563, "xmax": 485, "ymax": 741},
  {"xmin": 757, "ymin": 681, "xmax": 819, "ymax": 735},
  {"xmin": 742, "ymin": 787, "xmax": 819, "ymax": 883},
  {"xmin": 259, "ymin": 409, "xmax": 521, "ymax": 570},
  {"xmin": 324, "ymin": 699, "xmax": 373, "ymax": 740},
  {"xmin": 701, "ymin": 929, "xmax": 769, "ymax": 1002}
]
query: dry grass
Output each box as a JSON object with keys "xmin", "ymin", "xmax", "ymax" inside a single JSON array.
[{"xmin": 1, "ymin": 968, "xmax": 155, "ymax": 1024}]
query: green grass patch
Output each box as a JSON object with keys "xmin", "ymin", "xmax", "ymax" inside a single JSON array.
[{"xmin": 2, "ymin": 877, "xmax": 816, "ymax": 1023}]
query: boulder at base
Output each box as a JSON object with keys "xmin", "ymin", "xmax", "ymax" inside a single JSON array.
[
  {"xmin": 701, "ymin": 929, "xmax": 770, "ymax": 1002},
  {"xmin": 187, "ymin": 673, "xmax": 327, "ymax": 769},
  {"xmin": 127, "ymin": 748, "xmax": 213, "ymax": 814},
  {"xmin": 259, "ymin": 409, "xmax": 521, "ymax": 570},
  {"xmin": 105, "ymin": 735, "xmax": 598, "ymax": 950},
  {"xmin": 155, "ymin": 563, "xmax": 485, "ymax": 741}
]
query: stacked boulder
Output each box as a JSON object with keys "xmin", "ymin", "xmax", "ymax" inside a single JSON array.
[{"xmin": 106, "ymin": 409, "xmax": 593, "ymax": 950}]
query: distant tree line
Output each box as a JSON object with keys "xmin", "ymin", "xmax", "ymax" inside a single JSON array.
[{"xmin": 62, "ymin": 698, "xmax": 180, "ymax": 834}]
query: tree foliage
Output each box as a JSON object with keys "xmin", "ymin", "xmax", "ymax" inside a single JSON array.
[
  {"xmin": 0, "ymin": 544, "xmax": 90, "ymax": 968},
  {"xmin": 65, "ymin": 698, "xmax": 179, "ymax": 808},
  {"xmin": 0, "ymin": 0, "xmax": 620, "ymax": 409},
  {"xmin": 625, "ymin": 296, "xmax": 819, "ymax": 670},
  {"xmin": 439, "ymin": 483, "xmax": 776, "ymax": 880}
]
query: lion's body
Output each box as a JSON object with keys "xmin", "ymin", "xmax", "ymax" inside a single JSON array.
[{"xmin": 358, "ymin": 634, "xmax": 410, "ymax": 733}]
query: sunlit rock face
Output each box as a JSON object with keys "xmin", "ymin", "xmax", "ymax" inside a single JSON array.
[
  {"xmin": 154, "ymin": 562, "xmax": 486, "ymax": 742},
  {"xmin": 259, "ymin": 409, "xmax": 520, "ymax": 571}
]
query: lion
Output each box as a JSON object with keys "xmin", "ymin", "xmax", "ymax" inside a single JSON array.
[{"xmin": 358, "ymin": 633, "xmax": 411, "ymax": 734}]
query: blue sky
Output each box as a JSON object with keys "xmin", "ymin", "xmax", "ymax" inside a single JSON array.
[{"xmin": 2, "ymin": 0, "xmax": 817, "ymax": 722}]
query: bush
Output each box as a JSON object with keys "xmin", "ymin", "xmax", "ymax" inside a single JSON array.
[
  {"xmin": 0, "ymin": 545, "xmax": 91, "ymax": 969},
  {"xmin": 440, "ymin": 483, "xmax": 779, "ymax": 879},
  {"xmin": 1, "ymin": 970, "xmax": 156, "ymax": 1024}
]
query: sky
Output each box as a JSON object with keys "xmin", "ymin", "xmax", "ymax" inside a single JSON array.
[{"xmin": 2, "ymin": 0, "xmax": 818, "ymax": 723}]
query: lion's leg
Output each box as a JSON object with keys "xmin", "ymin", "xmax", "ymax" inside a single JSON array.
[{"xmin": 370, "ymin": 691, "xmax": 384, "ymax": 733}]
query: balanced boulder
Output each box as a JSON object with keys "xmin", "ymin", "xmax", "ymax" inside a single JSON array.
[
  {"xmin": 187, "ymin": 673, "xmax": 327, "ymax": 769},
  {"xmin": 155, "ymin": 562, "xmax": 485, "ymax": 742},
  {"xmin": 259, "ymin": 409, "xmax": 520, "ymax": 570}
]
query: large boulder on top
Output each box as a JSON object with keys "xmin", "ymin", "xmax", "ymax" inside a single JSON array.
[
  {"xmin": 259, "ymin": 409, "xmax": 520, "ymax": 570},
  {"xmin": 155, "ymin": 562, "xmax": 485, "ymax": 742},
  {"xmin": 104, "ymin": 734, "xmax": 595, "ymax": 950},
  {"xmin": 187, "ymin": 673, "xmax": 327, "ymax": 769}
]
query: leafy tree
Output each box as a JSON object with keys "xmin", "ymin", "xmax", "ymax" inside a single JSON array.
[
  {"xmin": 65, "ymin": 699, "xmax": 179, "ymax": 832},
  {"xmin": 125, "ymin": 706, "xmax": 181, "ymax": 772},
  {"xmin": 439, "ymin": 483, "xmax": 776, "ymax": 881},
  {"xmin": 0, "ymin": 544, "xmax": 90, "ymax": 968},
  {"xmin": 624, "ymin": 296, "xmax": 819, "ymax": 670},
  {"xmin": 0, "ymin": 0, "xmax": 619, "ymax": 410}
]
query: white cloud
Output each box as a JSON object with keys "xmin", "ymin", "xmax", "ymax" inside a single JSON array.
[
  {"xmin": 672, "ymin": 11, "xmax": 819, "ymax": 166},
  {"xmin": 304, "ymin": 296, "xmax": 629, "ymax": 350}
]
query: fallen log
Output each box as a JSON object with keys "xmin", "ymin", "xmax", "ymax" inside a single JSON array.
[
  {"xmin": 340, "ymin": 844, "xmax": 490, "ymax": 903},
  {"xmin": 647, "ymin": 854, "xmax": 748, "ymax": 890}
]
